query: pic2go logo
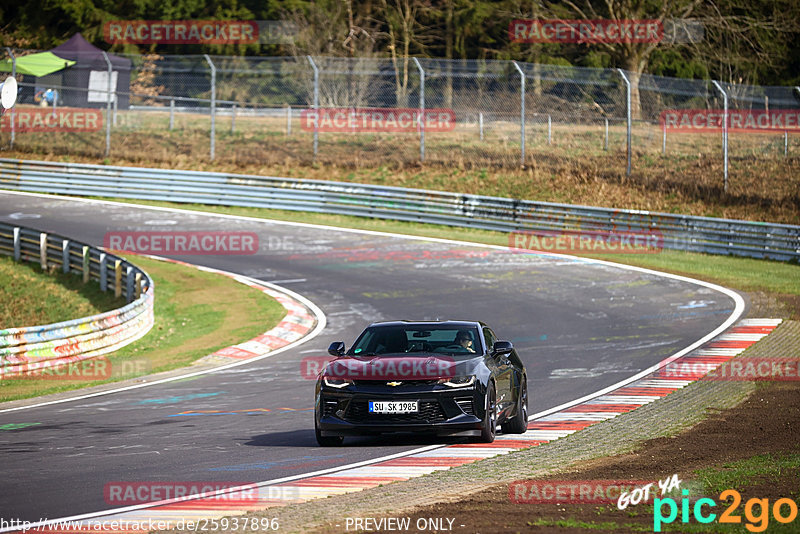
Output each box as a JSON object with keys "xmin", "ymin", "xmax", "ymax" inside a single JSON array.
[{"xmin": 653, "ymin": 489, "xmax": 798, "ymax": 532}]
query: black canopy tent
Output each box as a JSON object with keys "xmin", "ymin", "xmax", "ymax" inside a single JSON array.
[{"xmin": 50, "ymin": 33, "xmax": 131, "ymax": 109}]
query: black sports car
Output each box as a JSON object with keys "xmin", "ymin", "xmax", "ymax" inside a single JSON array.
[{"xmin": 314, "ymin": 320, "xmax": 528, "ymax": 446}]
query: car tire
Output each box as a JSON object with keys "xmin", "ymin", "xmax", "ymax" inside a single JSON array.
[
  {"xmin": 315, "ymin": 419, "xmax": 344, "ymax": 447},
  {"xmin": 479, "ymin": 381, "xmax": 497, "ymax": 443},
  {"xmin": 503, "ymin": 376, "xmax": 528, "ymax": 434}
]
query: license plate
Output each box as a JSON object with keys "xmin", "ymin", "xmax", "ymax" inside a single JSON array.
[{"xmin": 369, "ymin": 401, "xmax": 418, "ymax": 414}]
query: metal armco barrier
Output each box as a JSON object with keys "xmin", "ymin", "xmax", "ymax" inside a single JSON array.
[
  {"xmin": 0, "ymin": 221, "xmax": 154, "ymax": 377},
  {"xmin": 1, "ymin": 158, "xmax": 798, "ymax": 261}
]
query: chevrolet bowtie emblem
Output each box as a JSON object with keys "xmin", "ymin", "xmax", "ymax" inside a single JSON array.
[{"xmin": 387, "ymin": 381, "xmax": 403, "ymax": 386}]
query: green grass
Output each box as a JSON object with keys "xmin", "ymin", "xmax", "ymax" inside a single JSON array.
[
  {"xmin": 0, "ymin": 254, "xmax": 286, "ymax": 402},
  {"xmin": 87, "ymin": 197, "xmax": 800, "ymax": 307},
  {"xmin": 0, "ymin": 255, "xmax": 124, "ymax": 328},
  {"xmin": 695, "ymin": 453, "xmax": 800, "ymax": 496},
  {"xmin": 528, "ymin": 517, "xmax": 651, "ymax": 531}
]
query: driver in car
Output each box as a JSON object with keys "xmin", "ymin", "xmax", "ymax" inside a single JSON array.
[{"xmin": 455, "ymin": 330, "xmax": 475, "ymax": 353}]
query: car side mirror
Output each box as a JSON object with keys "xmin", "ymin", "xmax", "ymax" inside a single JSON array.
[
  {"xmin": 492, "ymin": 340, "xmax": 513, "ymax": 356},
  {"xmin": 327, "ymin": 342, "xmax": 346, "ymax": 357}
]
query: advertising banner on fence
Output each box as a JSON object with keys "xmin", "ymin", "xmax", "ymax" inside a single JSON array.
[
  {"xmin": 510, "ymin": 19, "xmax": 663, "ymax": 43},
  {"xmin": 300, "ymin": 108, "xmax": 456, "ymax": 133},
  {"xmin": 660, "ymin": 109, "xmax": 800, "ymax": 133},
  {"xmin": 0, "ymin": 108, "xmax": 103, "ymax": 132}
]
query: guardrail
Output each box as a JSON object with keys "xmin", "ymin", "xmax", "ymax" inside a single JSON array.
[
  {"xmin": 0, "ymin": 222, "xmax": 154, "ymax": 378},
  {"xmin": 1, "ymin": 158, "xmax": 798, "ymax": 261}
]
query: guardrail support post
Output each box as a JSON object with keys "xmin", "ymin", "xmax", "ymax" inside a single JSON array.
[
  {"xmin": 4, "ymin": 47, "xmax": 15, "ymax": 149},
  {"xmin": 82, "ymin": 246, "xmax": 90, "ymax": 283},
  {"xmin": 99, "ymin": 252, "xmax": 107, "ymax": 291},
  {"xmin": 711, "ymin": 80, "xmax": 729, "ymax": 192},
  {"xmin": 39, "ymin": 233, "xmax": 48, "ymax": 270},
  {"xmin": 62, "ymin": 239, "xmax": 70, "ymax": 273},
  {"xmin": 307, "ymin": 56, "xmax": 319, "ymax": 160},
  {"xmin": 512, "ymin": 61, "xmax": 525, "ymax": 166},
  {"xmin": 617, "ymin": 69, "xmax": 632, "ymax": 177},
  {"xmin": 126, "ymin": 266, "xmax": 134, "ymax": 303},
  {"xmin": 114, "ymin": 259, "xmax": 122, "ymax": 298},
  {"xmin": 412, "ymin": 57, "xmax": 425, "ymax": 163},
  {"xmin": 101, "ymin": 51, "xmax": 113, "ymax": 157},
  {"xmin": 204, "ymin": 54, "xmax": 216, "ymax": 161},
  {"xmin": 13, "ymin": 227, "xmax": 20, "ymax": 261}
]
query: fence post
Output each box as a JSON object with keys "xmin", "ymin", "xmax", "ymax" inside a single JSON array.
[
  {"xmin": 39, "ymin": 233, "xmax": 48, "ymax": 270},
  {"xmin": 52, "ymin": 89, "xmax": 57, "ymax": 119},
  {"xmin": 99, "ymin": 252, "xmax": 107, "ymax": 291},
  {"xmin": 169, "ymin": 98, "xmax": 174, "ymax": 130},
  {"xmin": 231, "ymin": 104, "xmax": 236, "ymax": 133},
  {"xmin": 101, "ymin": 51, "xmax": 113, "ymax": 157},
  {"xmin": 412, "ymin": 57, "xmax": 425, "ymax": 163},
  {"xmin": 547, "ymin": 114, "xmax": 552, "ymax": 145},
  {"xmin": 204, "ymin": 54, "xmax": 216, "ymax": 161},
  {"xmin": 604, "ymin": 118, "xmax": 608, "ymax": 150},
  {"xmin": 616, "ymin": 69, "xmax": 632, "ymax": 177},
  {"xmin": 785, "ymin": 131, "xmax": 789, "ymax": 156},
  {"xmin": 662, "ymin": 123, "xmax": 666, "ymax": 154},
  {"xmin": 287, "ymin": 105, "xmax": 292, "ymax": 136},
  {"xmin": 307, "ymin": 56, "xmax": 319, "ymax": 160},
  {"xmin": 711, "ymin": 80, "xmax": 729, "ymax": 193},
  {"xmin": 512, "ymin": 61, "xmax": 525, "ymax": 165},
  {"xmin": 5, "ymin": 48, "xmax": 15, "ymax": 149},
  {"xmin": 13, "ymin": 227, "xmax": 20, "ymax": 261},
  {"xmin": 82, "ymin": 246, "xmax": 90, "ymax": 283},
  {"xmin": 479, "ymin": 112, "xmax": 483, "ymax": 141},
  {"xmin": 114, "ymin": 259, "xmax": 122, "ymax": 298},
  {"xmin": 113, "ymin": 98, "xmax": 117, "ymax": 126},
  {"xmin": 126, "ymin": 266, "xmax": 134, "ymax": 303},
  {"xmin": 62, "ymin": 239, "xmax": 70, "ymax": 273}
]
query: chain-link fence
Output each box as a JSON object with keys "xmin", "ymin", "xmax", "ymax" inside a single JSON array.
[{"xmin": 1, "ymin": 49, "xmax": 799, "ymax": 192}]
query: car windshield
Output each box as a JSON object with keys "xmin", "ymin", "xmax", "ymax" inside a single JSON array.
[{"xmin": 349, "ymin": 325, "xmax": 482, "ymax": 356}]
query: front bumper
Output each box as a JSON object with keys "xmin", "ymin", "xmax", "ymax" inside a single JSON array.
[{"xmin": 316, "ymin": 382, "xmax": 483, "ymax": 437}]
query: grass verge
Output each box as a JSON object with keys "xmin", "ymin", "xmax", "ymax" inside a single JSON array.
[
  {"xmin": 0, "ymin": 254, "xmax": 285, "ymax": 403},
  {"xmin": 0, "ymin": 254, "xmax": 124, "ymax": 327}
]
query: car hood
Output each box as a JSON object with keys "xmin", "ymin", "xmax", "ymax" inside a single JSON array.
[{"xmin": 323, "ymin": 354, "xmax": 481, "ymax": 381}]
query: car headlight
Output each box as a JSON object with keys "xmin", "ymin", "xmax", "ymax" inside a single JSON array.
[
  {"xmin": 323, "ymin": 376, "xmax": 353, "ymax": 388},
  {"xmin": 438, "ymin": 375, "xmax": 476, "ymax": 388}
]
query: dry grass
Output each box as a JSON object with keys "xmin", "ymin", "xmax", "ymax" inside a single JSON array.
[{"xmin": 1, "ymin": 107, "xmax": 798, "ymax": 224}]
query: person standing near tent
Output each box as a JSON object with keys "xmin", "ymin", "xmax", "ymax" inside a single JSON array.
[{"xmin": 35, "ymin": 88, "xmax": 57, "ymax": 107}]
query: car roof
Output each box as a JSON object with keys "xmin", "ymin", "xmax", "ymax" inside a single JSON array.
[{"xmin": 366, "ymin": 320, "xmax": 486, "ymax": 328}]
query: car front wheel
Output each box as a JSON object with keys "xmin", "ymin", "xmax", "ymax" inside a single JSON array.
[
  {"xmin": 479, "ymin": 382, "xmax": 497, "ymax": 443},
  {"xmin": 502, "ymin": 376, "xmax": 528, "ymax": 434},
  {"xmin": 315, "ymin": 418, "xmax": 344, "ymax": 447}
]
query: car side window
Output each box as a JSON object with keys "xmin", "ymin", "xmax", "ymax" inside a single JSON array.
[{"xmin": 482, "ymin": 327, "xmax": 496, "ymax": 353}]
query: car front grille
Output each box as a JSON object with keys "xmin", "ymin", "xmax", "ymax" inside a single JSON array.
[{"xmin": 344, "ymin": 400, "xmax": 446, "ymax": 424}]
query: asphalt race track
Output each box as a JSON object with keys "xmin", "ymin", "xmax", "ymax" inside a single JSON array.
[{"xmin": 0, "ymin": 192, "xmax": 742, "ymax": 522}]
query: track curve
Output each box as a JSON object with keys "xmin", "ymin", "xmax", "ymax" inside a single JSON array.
[{"xmin": 0, "ymin": 192, "xmax": 743, "ymax": 522}]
